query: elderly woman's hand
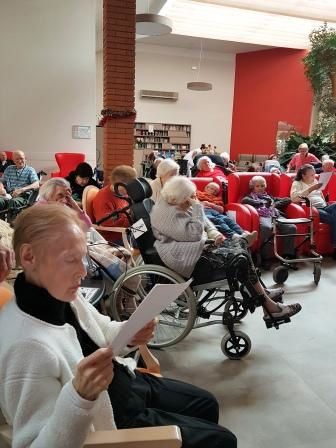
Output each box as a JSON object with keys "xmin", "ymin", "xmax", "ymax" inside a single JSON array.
[
  {"xmin": 0, "ymin": 243, "xmax": 15, "ymax": 282},
  {"xmin": 129, "ymin": 319, "xmax": 157, "ymax": 346},
  {"xmin": 214, "ymin": 234, "xmax": 225, "ymax": 246},
  {"xmin": 73, "ymin": 347, "xmax": 114, "ymax": 401}
]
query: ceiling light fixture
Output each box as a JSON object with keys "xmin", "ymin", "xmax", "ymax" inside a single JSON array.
[
  {"xmin": 187, "ymin": 40, "xmax": 213, "ymax": 91},
  {"xmin": 136, "ymin": 1, "xmax": 173, "ymax": 36}
]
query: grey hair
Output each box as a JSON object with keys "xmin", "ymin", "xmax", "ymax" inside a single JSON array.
[
  {"xmin": 322, "ymin": 159, "xmax": 334, "ymax": 166},
  {"xmin": 161, "ymin": 176, "xmax": 196, "ymax": 205},
  {"xmin": 39, "ymin": 177, "xmax": 70, "ymax": 201},
  {"xmin": 156, "ymin": 159, "xmax": 180, "ymax": 178},
  {"xmin": 220, "ymin": 152, "xmax": 230, "ymax": 162},
  {"xmin": 249, "ymin": 175, "xmax": 267, "ymax": 189},
  {"xmin": 197, "ymin": 156, "xmax": 214, "ymax": 170},
  {"xmin": 298, "ymin": 143, "xmax": 308, "ymax": 150}
]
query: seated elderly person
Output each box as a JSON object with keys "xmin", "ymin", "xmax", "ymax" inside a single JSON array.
[
  {"xmin": 242, "ymin": 175, "xmax": 297, "ymax": 270},
  {"xmin": 0, "ymin": 151, "xmax": 14, "ymax": 175},
  {"xmin": 195, "ymin": 156, "xmax": 227, "ymax": 192},
  {"xmin": 150, "ymin": 159, "xmax": 180, "ymax": 203},
  {"xmin": 93, "ymin": 165, "xmax": 137, "ymax": 242},
  {"xmin": 287, "ymin": 143, "xmax": 320, "ymax": 172},
  {"xmin": 291, "ymin": 164, "xmax": 336, "ymax": 260},
  {"xmin": 322, "ymin": 158, "xmax": 336, "ymax": 173},
  {"xmin": 0, "ymin": 205, "xmax": 237, "ymax": 448},
  {"xmin": 0, "ymin": 150, "xmax": 39, "ymax": 214},
  {"xmin": 38, "ymin": 177, "xmax": 91, "ymax": 230},
  {"xmin": 151, "ymin": 177, "xmax": 301, "ymax": 320},
  {"xmin": 197, "ymin": 181, "xmax": 258, "ymax": 245}
]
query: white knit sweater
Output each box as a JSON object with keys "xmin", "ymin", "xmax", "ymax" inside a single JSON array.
[
  {"xmin": 0, "ymin": 295, "xmax": 130, "ymax": 448},
  {"xmin": 151, "ymin": 199, "xmax": 221, "ymax": 277}
]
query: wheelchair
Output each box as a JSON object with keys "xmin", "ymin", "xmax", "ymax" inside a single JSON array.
[{"xmin": 87, "ymin": 178, "xmax": 294, "ymax": 360}]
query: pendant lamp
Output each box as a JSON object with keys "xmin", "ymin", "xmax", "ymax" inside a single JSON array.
[
  {"xmin": 136, "ymin": 13, "xmax": 173, "ymax": 36},
  {"xmin": 187, "ymin": 40, "xmax": 213, "ymax": 91}
]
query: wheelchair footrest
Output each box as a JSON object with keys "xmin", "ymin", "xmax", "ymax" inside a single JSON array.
[{"xmin": 264, "ymin": 316, "xmax": 291, "ymax": 329}]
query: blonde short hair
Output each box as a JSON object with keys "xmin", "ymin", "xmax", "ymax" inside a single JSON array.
[
  {"xmin": 161, "ymin": 176, "xmax": 196, "ymax": 205},
  {"xmin": 249, "ymin": 175, "xmax": 267, "ymax": 189},
  {"xmin": 110, "ymin": 165, "xmax": 137, "ymax": 185},
  {"xmin": 13, "ymin": 204, "xmax": 85, "ymax": 264},
  {"xmin": 156, "ymin": 159, "xmax": 180, "ymax": 178},
  {"xmin": 39, "ymin": 177, "xmax": 70, "ymax": 201}
]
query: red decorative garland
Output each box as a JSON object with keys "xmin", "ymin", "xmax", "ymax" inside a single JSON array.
[{"xmin": 98, "ymin": 108, "xmax": 137, "ymax": 127}]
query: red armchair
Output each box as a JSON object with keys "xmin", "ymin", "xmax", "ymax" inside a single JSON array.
[{"xmin": 51, "ymin": 152, "xmax": 85, "ymax": 178}]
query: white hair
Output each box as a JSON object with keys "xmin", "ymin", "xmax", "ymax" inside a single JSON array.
[
  {"xmin": 322, "ymin": 154, "xmax": 330, "ymax": 162},
  {"xmin": 39, "ymin": 177, "xmax": 70, "ymax": 201},
  {"xmin": 298, "ymin": 143, "xmax": 308, "ymax": 150},
  {"xmin": 220, "ymin": 152, "xmax": 230, "ymax": 162},
  {"xmin": 156, "ymin": 159, "xmax": 180, "ymax": 178},
  {"xmin": 322, "ymin": 159, "xmax": 334, "ymax": 166},
  {"xmin": 197, "ymin": 156, "xmax": 215, "ymax": 170},
  {"xmin": 249, "ymin": 175, "xmax": 267, "ymax": 189},
  {"xmin": 161, "ymin": 176, "xmax": 196, "ymax": 205}
]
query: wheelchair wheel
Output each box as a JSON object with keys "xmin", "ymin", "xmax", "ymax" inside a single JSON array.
[
  {"xmin": 273, "ymin": 265, "xmax": 289, "ymax": 284},
  {"xmin": 221, "ymin": 330, "xmax": 251, "ymax": 360},
  {"xmin": 313, "ymin": 263, "xmax": 321, "ymax": 286},
  {"xmin": 223, "ymin": 298, "xmax": 248, "ymax": 323},
  {"xmin": 110, "ymin": 264, "xmax": 197, "ymax": 348}
]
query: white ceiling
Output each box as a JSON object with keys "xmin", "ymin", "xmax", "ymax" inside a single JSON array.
[
  {"xmin": 96, "ymin": 0, "xmax": 336, "ymax": 53},
  {"xmin": 95, "ymin": 0, "xmax": 271, "ymax": 54}
]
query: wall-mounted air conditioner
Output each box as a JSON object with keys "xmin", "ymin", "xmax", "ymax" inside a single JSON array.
[{"xmin": 139, "ymin": 90, "xmax": 178, "ymax": 101}]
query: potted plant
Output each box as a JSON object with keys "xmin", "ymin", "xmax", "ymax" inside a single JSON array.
[{"xmin": 303, "ymin": 22, "xmax": 336, "ymax": 139}]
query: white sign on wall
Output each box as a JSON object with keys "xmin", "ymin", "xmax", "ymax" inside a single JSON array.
[{"xmin": 72, "ymin": 125, "xmax": 91, "ymax": 139}]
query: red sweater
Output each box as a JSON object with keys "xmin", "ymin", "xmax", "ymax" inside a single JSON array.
[
  {"xmin": 92, "ymin": 185, "xmax": 130, "ymax": 242},
  {"xmin": 196, "ymin": 167, "xmax": 227, "ymax": 191}
]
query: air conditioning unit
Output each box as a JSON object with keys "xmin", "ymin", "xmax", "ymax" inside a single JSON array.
[{"xmin": 140, "ymin": 90, "xmax": 178, "ymax": 101}]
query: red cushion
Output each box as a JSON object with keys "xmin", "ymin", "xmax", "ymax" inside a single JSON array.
[
  {"xmin": 190, "ymin": 177, "xmax": 213, "ymax": 191},
  {"xmin": 227, "ymin": 172, "xmax": 280, "ymax": 203},
  {"xmin": 54, "ymin": 152, "xmax": 85, "ymax": 178}
]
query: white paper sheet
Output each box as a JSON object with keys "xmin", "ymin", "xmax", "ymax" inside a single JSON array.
[
  {"xmin": 111, "ymin": 279, "xmax": 193, "ymax": 355},
  {"xmin": 317, "ymin": 172, "xmax": 333, "ymax": 191}
]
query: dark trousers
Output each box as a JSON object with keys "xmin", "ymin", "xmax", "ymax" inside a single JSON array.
[
  {"xmin": 318, "ymin": 203, "xmax": 336, "ymax": 247},
  {"xmin": 0, "ymin": 195, "xmax": 28, "ymax": 213},
  {"xmin": 110, "ymin": 369, "xmax": 237, "ymax": 448}
]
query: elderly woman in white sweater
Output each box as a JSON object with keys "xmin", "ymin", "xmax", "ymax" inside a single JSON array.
[
  {"xmin": 0, "ymin": 204, "xmax": 237, "ymax": 448},
  {"xmin": 151, "ymin": 177, "xmax": 302, "ymax": 322},
  {"xmin": 150, "ymin": 159, "xmax": 180, "ymax": 203}
]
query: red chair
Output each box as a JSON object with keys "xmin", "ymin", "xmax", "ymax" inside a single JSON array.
[
  {"xmin": 4, "ymin": 151, "xmax": 13, "ymax": 160},
  {"xmin": 190, "ymin": 177, "xmax": 255, "ymax": 235},
  {"xmin": 51, "ymin": 152, "xmax": 85, "ymax": 178}
]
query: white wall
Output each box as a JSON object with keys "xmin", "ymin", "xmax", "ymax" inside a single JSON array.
[
  {"xmin": 0, "ymin": 0, "xmax": 96, "ymax": 174},
  {"xmin": 96, "ymin": 43, "xmax": 236, "ymax": 153}
]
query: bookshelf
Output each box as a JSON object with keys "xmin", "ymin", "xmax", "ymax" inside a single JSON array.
[{"xmin": 134, "ymin": 122, "xmax": 191, "ymax": 157}]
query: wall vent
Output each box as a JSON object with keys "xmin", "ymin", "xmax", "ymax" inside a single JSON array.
[{"xmin": 140, "ymin": 90, "xmax": 178, "ymax": 101}]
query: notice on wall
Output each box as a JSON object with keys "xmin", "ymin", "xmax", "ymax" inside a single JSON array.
[{"xmin": 72, "ymin": 125, "xmax": 91, "ymax": 139}]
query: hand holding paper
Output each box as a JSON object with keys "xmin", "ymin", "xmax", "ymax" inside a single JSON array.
[
  {"xmin": 317, "ymin": 172, "xmax": 333, "ymax": 191},
  {"xmin": 111, "ymin": 279, "xmax": 193, "ymax": 355}
]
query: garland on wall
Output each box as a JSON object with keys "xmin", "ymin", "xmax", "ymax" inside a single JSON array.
[{"xmin": 98, "ymin": 108, "xmax": 137, "ymax": 127}]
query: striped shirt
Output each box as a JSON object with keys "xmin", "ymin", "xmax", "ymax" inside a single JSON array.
[{"xmin": 3, "ymin": 165, "xmax": 39, "ymax": 193}]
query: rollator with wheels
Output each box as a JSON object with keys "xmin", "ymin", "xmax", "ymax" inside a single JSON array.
[
  {"xmin": 88, "ymin": 177, "xmax": 299, "ymax": 360},
  {"xmin": 272, "ymin": 196, "xmax": 322, "ymax": 285}
]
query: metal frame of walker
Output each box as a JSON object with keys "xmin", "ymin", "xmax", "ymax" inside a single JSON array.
[{"xmin": 272, "ymin": 196, "xmax": 323, "ymax": 285}]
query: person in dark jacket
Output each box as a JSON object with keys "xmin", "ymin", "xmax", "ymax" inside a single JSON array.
[
  {"xmin": 0, "ymin": 151, "xmax": 14, "ymax": 175},
  {"xmin": 66, "ymin": 162, "xmax": 99, "ymax": 205}
]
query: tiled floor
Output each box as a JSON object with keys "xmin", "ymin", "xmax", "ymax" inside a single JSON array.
[{"xmin": 154, "ymin": 258, "xmax": 336, "ymax": 448}]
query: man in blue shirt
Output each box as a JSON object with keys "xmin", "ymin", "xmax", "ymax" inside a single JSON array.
[{"xmin": 0, "ymin": 151, "xmax": 39, "ymax": 216}]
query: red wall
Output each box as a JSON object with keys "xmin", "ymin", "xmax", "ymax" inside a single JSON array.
[{"xmin": 230, "ymin": 48, "xmax": 313, "ymax": 161}]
